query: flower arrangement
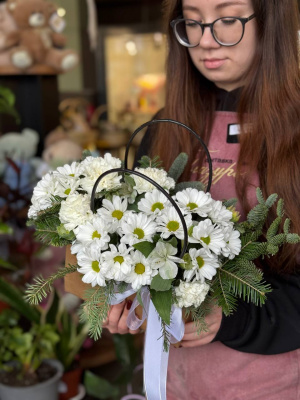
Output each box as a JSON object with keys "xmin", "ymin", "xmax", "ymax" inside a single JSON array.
[{"xmin": 25, "ymin": 119, "xmax": 300, "ymax": 399}]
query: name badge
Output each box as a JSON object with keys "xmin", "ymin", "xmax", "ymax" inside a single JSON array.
[{"xmin": 227, "ymin": 123, "xmax": 240, "ymax": 143}]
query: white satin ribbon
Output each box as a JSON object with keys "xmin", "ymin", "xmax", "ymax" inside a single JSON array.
[{"xmin": 110, "ymin": 285, "xmax": 184, "ymax": 400}]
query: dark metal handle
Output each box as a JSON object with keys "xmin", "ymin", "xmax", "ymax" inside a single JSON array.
[
  {"xmin": 124, "ymin": 118, "xmax": 213, "ymax": 193},
  {"xmin": 90, "ymin": 168, "xmax": 188, "ymax": 258}
]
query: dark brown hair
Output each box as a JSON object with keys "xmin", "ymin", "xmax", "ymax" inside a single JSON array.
[{"xmin": 151, "ymin": 0, "xmax": 300, "ymax": 273}]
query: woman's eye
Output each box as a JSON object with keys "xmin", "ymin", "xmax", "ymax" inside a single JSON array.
[
  {"xmin": 185, "ymin": 20, "xmax": 199, "ymax": 28},
  {"xmin": 221, "ymin": 18, "xmax": 237, "ymax": 25}
]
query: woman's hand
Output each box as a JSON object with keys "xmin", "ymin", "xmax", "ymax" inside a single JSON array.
[
  {"xmin": 102, "ymin": 300, "xmax": 140, "ymax": 335},
  {"xmin": 180, "ymin": 305, "xmax": 222, "ymax": 348}
]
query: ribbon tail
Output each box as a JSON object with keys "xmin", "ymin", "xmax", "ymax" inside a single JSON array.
[{"xmin": 144, "ymin": 300, "xmax": 169, "ymax": 400}]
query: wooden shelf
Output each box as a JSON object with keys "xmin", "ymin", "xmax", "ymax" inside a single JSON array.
[{"xmin": 0, "ymin": 64, "xmax": 60, "ymax": 75}]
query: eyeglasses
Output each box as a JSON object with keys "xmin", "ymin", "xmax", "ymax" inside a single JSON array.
[{"xmin": 170, "ymin": 14, "xmax": 256, "ymax": 47}]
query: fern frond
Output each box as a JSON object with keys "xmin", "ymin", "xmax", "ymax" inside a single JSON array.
[
  {"xmin": 222, "ymin": 198, "xmax": 237, "ymax": 208},
  {"xmin": 256, "ymin": 188, "xmax": 265, "ymax": 205},
  {"xmin": 138, "ymin": 155, "xmax": 163, "ymax": 169},
  {"xmin": 25, "ymin": 265, "xmax": 78, "ymax": 305},
  {"xmin": 265, "ymin": 193, "xmax": 278, "ymax": 208}
]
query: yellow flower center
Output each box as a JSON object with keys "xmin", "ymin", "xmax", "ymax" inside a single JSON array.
[
  {"xmin": 114, "ymin": 255, "xmax": 124, "ymax": 264},
  {"xmin": 187, "ymin": 202, "xmax": 198, "ymax": 210},
  {"xmin": 201, "ymin": 236, "xmax": 211, "ymax": 245},
  {"xmin": 196, "ymin": 256, "xmax": 205, "ymax": 269},
  {"xmin": 133, "ymin": 228, "xmax": 145, "ymax": 239},
  {"xmin": 64, "ymin": 188, "xmax": 71, "ymax": 195},
  {"xmin": 92, "ymin": 230, "xmax": 101, "ymax": 239},
  {"xmin": 92, "ymin": 261, "xmax": 100, "ymax": 272},
  {"xmin": 151, "ymin": 202, "xmax": 164, "ymax": 212},
  {"xmin": 167, "ymin": 220, "xmax": 180, "ymax": 232},
  {"xmin": 112, "ymin": 210, "xmax": 124, "ymax": 220},
  {"xmin": 69, "ymin": 173, "xmax": 75, "ymax": 177},
  {"xmin": 135, "ymin": 263, "xmax": 145, "ymax": 274}
]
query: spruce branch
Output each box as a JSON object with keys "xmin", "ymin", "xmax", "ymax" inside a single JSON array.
[
  {"xmin": 25, "ymin": 265, "xmax": 78, "ymax": 305},
  {"xmin": 80, "ymin": 282, "xmax": 114, "ymax": 340}
]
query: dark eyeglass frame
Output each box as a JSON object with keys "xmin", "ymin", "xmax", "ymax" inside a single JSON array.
[{"xmin": 170, "ymin": 13, "xmax": 256, "ymax": 47}]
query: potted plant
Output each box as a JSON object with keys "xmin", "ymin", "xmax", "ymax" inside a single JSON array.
[
  {"xmin": 46, "ymin": 291, "xmax": 89, "ymax": 400},
  {"xmin": 0, "ymin": 278, "xmax": 63, "ymax": 400}
]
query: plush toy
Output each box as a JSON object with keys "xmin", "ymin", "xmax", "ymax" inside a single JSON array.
[
  {"xmin": 41, "ymin": 138, "xmax": 83, "ymax": 172},
  {"xmin": 0, "ymin": 128, "xmax": 39, "ymax": 175},
  {"xmin": 4, "ymin": 0, "xmax": 78, "ymax": 72}
]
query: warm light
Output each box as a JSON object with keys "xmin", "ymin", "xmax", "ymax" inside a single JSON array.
[
  {"xmin": 125, "ymin": 40, "xmax": 137, "ymax": 56},
  {"xmin": 57, "ymin": 8, "xmax": 66, "ymax": 17}
]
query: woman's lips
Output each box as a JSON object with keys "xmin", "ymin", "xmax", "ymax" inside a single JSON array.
[{"xmin": 203, "ymin": 59, "xmax": 227, "ymax": 69}]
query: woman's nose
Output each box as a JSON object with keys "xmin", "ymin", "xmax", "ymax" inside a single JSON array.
[{"xmin": 199, "ymin": 26, "xmax": 220, "ymax": 49}]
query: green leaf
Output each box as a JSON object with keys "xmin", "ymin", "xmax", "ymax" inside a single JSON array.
[
  {"xmin": 150, "ymin": 275, "xmax": 173, "ymax": 291},
  {"xmin": 133, "ymin": 241, "xmax": 156, "ymax": 258},
  {"xmin": 136, "ymin": 289, "xmax": 144, "ymax": 308},
  {"xmin": 0, "ymin": 278, "xmax": 40, "ymax": 324},
  {"xmin": 150, "ymin": 288, "xmax": 172, "ymax": 325},
  {"xmin": 84, "ymin": 370, "xmax": 119, "ymax": 399},
  {"xmin": 173, "ymin": 181, "xmax": 205, "ymax": 194},
  {"xmin": 0, "ymin": 222, "xmax": 13, "ymax": 235},
  {"xmin": 0, "ymin": 258, "xmax": 17, "ymax": 270},
  {"xmin": 124, "ymin": 174, "xmax": 135, "ymax": 187},
  {"xmin": 166, "ymin": 237, "xmax": 178, "ymax": 248},
  {"xmin": 45, "ymin": 290, "xmax": 60, "ymax": 325},
  {"xmin": 222, "ymin": 198, "xmax": 237, "ymax": 208},
  {"xmin": 167, "ymin": 153, "xmax": 188, "ymax": 182}
]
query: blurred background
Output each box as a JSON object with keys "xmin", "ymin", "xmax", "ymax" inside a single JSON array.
[{"xmin": 0, "ymin": 1, "xmax": 166, "ymax": 399}]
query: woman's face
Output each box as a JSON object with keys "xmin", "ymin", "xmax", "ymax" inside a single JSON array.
[{"xmin": 181, "ymin": 0, "xmax": 257, "ymax": 91}]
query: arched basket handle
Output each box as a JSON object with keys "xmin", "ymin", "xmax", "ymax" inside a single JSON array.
[
  {"xmin": 90, "ymin": 168, "xmax": 188, "ymax": 258},
  {"xmin": 124, "ymin": 118, "xmax": 213, "ymax": 193}
]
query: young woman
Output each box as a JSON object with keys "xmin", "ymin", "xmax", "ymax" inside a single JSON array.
[{"xmin": 103, "ymin": 0, "xmax": 300, "ymax": 398}]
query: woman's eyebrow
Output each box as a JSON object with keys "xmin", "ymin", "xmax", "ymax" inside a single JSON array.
[
  {"xmin": 182, "ymin": 2, "xmax": 246, "ymax": 12},
  {"xmin": 215, "ymin": 1, "xmax": 247, "ymax": 10}
]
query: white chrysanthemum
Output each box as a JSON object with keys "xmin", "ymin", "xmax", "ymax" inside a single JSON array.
[
  {"xmin": 120, "ymin": 213, "xmax": 157, "ymax": 246},
  {"xmin": 97, "ymin": 196, "xmax": 129, "ymax": 233},
  {"xmin": 137, "ymin": 189, "xmax": 170, "ymax": 217},
  {"xmin": 221, "ymin": 226, "xmax": 241, "ymax": 259},
  {"xmin": 30, "ymin": 172, "xmax": 61, "ymax": 213},
  {"xmin": 125, "ymin": 251, "xmax": 156, "ymax": 290},
  {"xmin": 132, "ymin": 167, "xmax": 175, "ymax": 194},
  {"xmin": 175, "ymin": 280, "xmax": 210, "ymax": 308},
  {"xmin": 156, "ymin": 207, "xmax": 192, "ymax": 240},
  {"xmin": 189, "ymin": 219, "xmax": 226, "ymax": 255},
  {"xmin": 28, "ymin": 202, "xmax": 40, "ymax": 219},
  {"xmin": 102, "ymin": 244, "xmax": 133, "ymax": 281},
  {"xmin": 80, "ymin": 154, "xmax": 122, "ymax": 195},
  {"xmin": 54, "ymin": 161, "xmax": 83, "ymax": 179},
  {"xmin": 184, "ymin": 248, "xmax": 220, "ymax": 282},
  {"xmin": 175, "ymin": 188, "xmax": 213, "ymax": 217},
  {"xmin": 59, "ymin": 193, "xmax": 93, "ymax": 232},
  {"xmin": 208, "ymin": 200, "xmax": 233, "ymax": 226},
  {"xmin": 74, "ymin": 217, "xmax": 110, "ymax": 250},
  {"xmin": 149, "ymin": 241, "xmax": 182, "ymax": 279},
  {"xmin": 76, "ymin": 244, "xmax": 110, "ymax": 287}
]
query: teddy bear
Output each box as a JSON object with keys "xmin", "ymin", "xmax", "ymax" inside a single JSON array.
[{"xmin": 3, "ymin": 0, "xmax": 78, "ymax": 72}]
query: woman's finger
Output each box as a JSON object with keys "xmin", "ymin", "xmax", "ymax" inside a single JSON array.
[{"xmin": 105, "ymin": 301, "xmax": 126, "ymax": 334}]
